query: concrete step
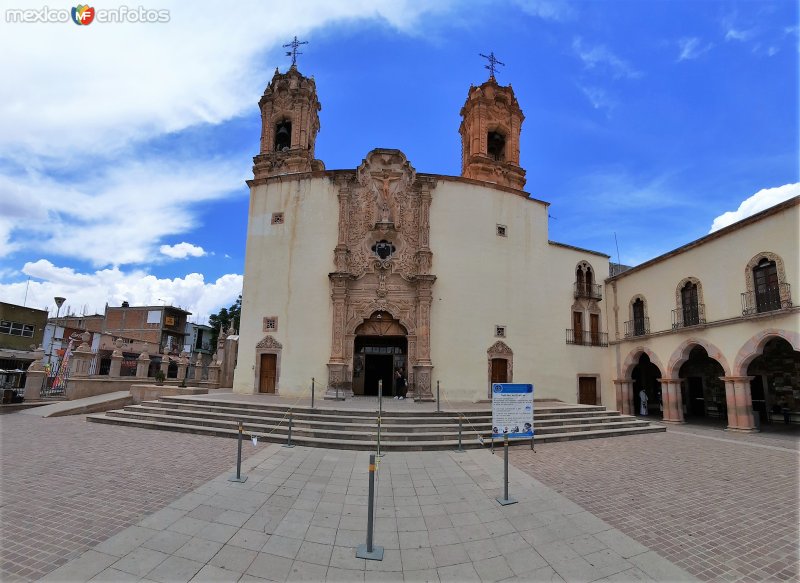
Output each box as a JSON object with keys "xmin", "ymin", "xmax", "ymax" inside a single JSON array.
[
  {"xmin": 124, "ymin": 404, "xmax": 628, "ymax": 432},
  {"xmin": 101, "ymin": 408, "xmax": 651, "ymax": 442},
  {"xmin": 138, "ymin": 398, "xmax": 616, "ymax": 423},
  {"xmin": 86, "ymin": 413, "xmax": 664, "ymax": 450},
  {"xmin": 156, "ymin": 396, "xmax": 609, "ymax": 417}
]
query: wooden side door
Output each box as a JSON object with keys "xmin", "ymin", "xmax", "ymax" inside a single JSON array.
[
  {"xmin": 573, "ymin": 311, "xmax": 584, "ymax": 345},
  {"xmin": 491, "ymin": 358, "xmax": 508, "ymax": 384},
  {"xmin": 590, "ymin": 313, "xmax": 599, "ymax": 346},
  {"xmin": 259, "ymin": 354, "xmax": 276, "ymax": 393},
  {"xmin": 578, "ymin": 377, "xmax": 597, "ymax": 405}
]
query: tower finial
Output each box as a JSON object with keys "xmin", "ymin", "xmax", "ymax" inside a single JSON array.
[
  {"xmin": 283, "ymin": 36, "xmax": 308, "ymax": 67},
  {"xmin": 479, "ymin": 51, "xmax": 505, "ymax": 80}
]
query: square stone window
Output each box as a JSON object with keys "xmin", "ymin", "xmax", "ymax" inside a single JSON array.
[
  {"xmin": 271, "ymin": 212, "xmax": 284, "ymax": 225},
  {"xmin": 495, "ymin": 325, "xmax": 506, "ymax": 338},
  {"xmin": 496, "ymin": 224, "xmax": 507, "ymax": 237},
  {"xmin": 263, "ymin": 317, "xmax": 278, "ymax": 332}
]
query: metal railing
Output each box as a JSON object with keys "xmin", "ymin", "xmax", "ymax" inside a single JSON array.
[
  {"xmin": 672, "ymin": 303, "xmax": 706, "ymax": 329},
  {"xmin": 624, "ymin": 317, "xmax": 650, "ymax": 338},
  {"xmin": 574, "ymin": 282, "xmax": 602, "ymax": 300},
  {"xmin": 741, "ymin": 283, "xmax": 792, "ymax": 316},
  {"xmin": 565, "ymin": 329, "xmax": 608, "ymax": 347}
]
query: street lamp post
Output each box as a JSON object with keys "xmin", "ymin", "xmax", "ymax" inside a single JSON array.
[{"xmin": 45, "ymin": 297, "xmax": 66, "ymax": 392}]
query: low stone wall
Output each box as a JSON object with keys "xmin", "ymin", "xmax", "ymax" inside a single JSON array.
[
  {"xmin": 65, "ymin": 377, "xmax": 215, "ymax": 400},
  {"xmin": 130, "ymin": 384, "xmax": 208, "ymax": 404}
]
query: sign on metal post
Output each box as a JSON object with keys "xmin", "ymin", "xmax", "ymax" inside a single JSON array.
[{"xmin": 491, "ymin": 383, "xmax": 534, "ymax": 440}]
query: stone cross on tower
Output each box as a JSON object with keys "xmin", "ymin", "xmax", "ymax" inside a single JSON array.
[
  {"xmin": 479, "ymin": 51, "xmax": 505, "ymax": 80},
  {"xmin": 283, "ymin": 36, "xmax": 308, "ymax": 67}
]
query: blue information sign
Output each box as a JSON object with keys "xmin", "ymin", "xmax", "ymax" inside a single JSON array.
[{"xmin": 491, "ymin": 383, "xmax": 534, "ymax": 438}]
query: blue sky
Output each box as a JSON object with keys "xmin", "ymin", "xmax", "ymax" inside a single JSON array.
[{"xmin": 0, "ymin": 0, "xmax": 797, "ymax": 323}]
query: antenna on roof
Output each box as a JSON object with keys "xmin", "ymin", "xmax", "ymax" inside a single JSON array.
[{"xmin": 613, "ymin": 232, "xmax": 622, "ymax": 270}]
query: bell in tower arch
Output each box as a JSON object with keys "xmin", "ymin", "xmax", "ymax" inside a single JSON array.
[{"xmin": 274, "ymin": 120, "xmax": 292, "ymax": 152}]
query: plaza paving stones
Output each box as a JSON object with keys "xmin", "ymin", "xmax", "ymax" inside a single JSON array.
[
  {"xmin": 0, "ymin": 413, "xmax": 259, "ymax": 582},
  {"xmin": 510, "ymin": 424, "xmax": 800, "ymax": 582},
  {"xmin": 40, "ymin": 438, "xmax": 696, "ymax": 582}
]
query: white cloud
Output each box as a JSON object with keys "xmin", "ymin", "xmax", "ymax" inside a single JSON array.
[
  {"xmin": 677, "ymin": 37, "xmax": 713, "ymax": 61},
  {"xmin": 572, "ymin": 37, "xmax": 641, "ymax": 79},
  {"xmin": 0, "ymin": 157, "xmax": 247, "ymax": 267},
  {"xmin": 709, "ymin": 183, "xmax": 799, "ymax": 232},
  {"xmin": 512, "ymin": 0, "xmax": 574, "ymax": 21},
  {"xmin": 0, "ymin": 259, "xmax": 243, "ymax": 325},
  {"xmin": 577, "ymin": 84, "xmax": 616, "ymax": 114},
  {"xmin": 0, "ymin": 0, "xmax": 456, "ymax": 161},
  {"xmin": 160, "ymin": 243, "xmax": 207, "ymax": 259}
]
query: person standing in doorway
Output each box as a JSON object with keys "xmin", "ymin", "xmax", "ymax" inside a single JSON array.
[
  {"xmin": 395, "ymin": 368, "xmax": 407, "ymax": 400},
  {"xmin": 639, "ymin": 388, "xmax": 649, "ymax": 416}
]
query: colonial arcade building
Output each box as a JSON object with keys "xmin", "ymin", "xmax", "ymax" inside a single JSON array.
[{"xmin": 233, "ymin": 61, "xmax": 799, "ymax": 431}]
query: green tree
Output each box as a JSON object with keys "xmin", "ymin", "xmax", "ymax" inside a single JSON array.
[{"xmin": 208, "ymin": 294, "xmax": 241, "ymax": 349}]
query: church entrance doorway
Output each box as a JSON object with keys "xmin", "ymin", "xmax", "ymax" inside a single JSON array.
[
  {"xmin": 632, "ymin": 353, "xmax": 662, "ymax": 418},
  {"xmin": 352, "ymin": 312, "xmax": 407, "ymax": 397}
]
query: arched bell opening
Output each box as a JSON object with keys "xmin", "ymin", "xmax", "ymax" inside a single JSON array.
[{"xmin": 274, "ymin": 119, "xmax": 292, "ymax": 152}]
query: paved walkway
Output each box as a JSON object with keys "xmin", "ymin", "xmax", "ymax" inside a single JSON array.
[
  {"xmin": 510, "ymin": 424, "xmax": 799, "ymax": 582},
  {"xmin": 0, "ymin": 414, "xmax": 259, "ymax": 582},
  {"xmin": 41, "ymin": 444, "xmax": 693, "ymax": 582}
]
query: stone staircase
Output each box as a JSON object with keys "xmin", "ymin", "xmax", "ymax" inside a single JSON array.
[{"xmin": 86, "ymin": 396, "xmax": 665, "ymax": 451}]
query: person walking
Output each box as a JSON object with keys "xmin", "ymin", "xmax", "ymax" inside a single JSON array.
[
  {"xmin": 639, "ymin": 388, "xmax": 649, "ymax": 416},
  {"xmin": 395, "ymin": 368, "xmax": 407, "ymax": 400}
]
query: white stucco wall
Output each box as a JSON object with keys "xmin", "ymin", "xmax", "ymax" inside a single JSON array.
[
  {"xmin": 233, "ymin": 175, "xmax": 339, "ymax": 394},
  {"xmin": 427, "ymin": 179, "xmax": 610, "ymax": 403}
]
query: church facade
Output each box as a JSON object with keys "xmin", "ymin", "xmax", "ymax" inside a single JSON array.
[{"xmin": 233, "ymin": 63, "xmax": 798, "ymax": 430}]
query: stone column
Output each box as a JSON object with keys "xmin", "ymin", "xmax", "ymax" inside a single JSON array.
[
  {"xmin": 109, "ymin": 338, "xmax": 124, "ymax": 377},
  {"xmin": 177, "ymin": 352, "xmax": 189, "ymax": 383},
  {"xmin": 208, "ymin": 361, "xmax": 221, "ymax": 389},
  {"xmin": 193, "ymin": 356, "xmax": 204, "ymax": 381},
  {"xmin": 613, "ymin": 379, "xmax": 634, "ymax": 415},
  {"xmin": 159, "ymin": 348, "xmax": 170, "ymax": 379},
  {"xmin": 136, "ymin": 352, "xmax": 150, "ymax": 378},
  {"xmin": 24, "ymin": 346, "xmax": 46, "ymax": 401},
  {"xmin": 721, "ymin": 376, "xmax": 757, "ymax": 432},
  {"xmin": 658, "ymin": 378, "xmax": 685, "ymax": 423},
  {"xmin": 70, "ymin": 333, "xmax": 93, "ymax": 378}
]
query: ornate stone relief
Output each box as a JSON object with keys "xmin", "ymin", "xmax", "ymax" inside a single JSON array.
[
  {"xmin": 256, "ymin": 335, "xmax": 283, "ymax": 349},
  {"xmin": 328, "ymin": 149, "xmax": 437, "ymax": 400}
]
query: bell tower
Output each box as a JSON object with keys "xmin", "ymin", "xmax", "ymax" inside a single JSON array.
[
  {"xmin": 253, "ymin": 64, "xmax": 324, "ymax": 179},
  {"xmin": 459, "ymin": 54, "xmax": 526, "ymax": 191}
]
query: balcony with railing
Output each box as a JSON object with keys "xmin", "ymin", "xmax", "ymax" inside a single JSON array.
[
  {"xmin": 565, "ymin": 329, "xmax": 609, "ymax": 347},
  {"xmin": 624, "ymin": 317, "xmax": 650, "ymax": 338},
  {"xmin": 574, "ymin": 281, "xmax": 602, "ymax": 301},
  {"xmin": 741, "ymin": 283, "xmax": 792, "ymax": 316},
  {"xmin": 672, "ymin": 303, "xmax": 706, "ymax": 329}
]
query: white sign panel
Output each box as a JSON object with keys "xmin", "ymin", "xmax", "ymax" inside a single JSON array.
[{"xmin": 491, "ymin": 383, "xmax": 534, "ymax": 438}]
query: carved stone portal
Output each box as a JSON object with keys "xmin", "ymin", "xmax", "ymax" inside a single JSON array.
[{"xmin": 328, "ymin": 149, "xmax": 436, "ymax": 400}]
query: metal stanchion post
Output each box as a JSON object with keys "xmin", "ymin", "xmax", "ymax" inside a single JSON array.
[
  {"xmin": 355, "ymin": 453, "xmax": 384, "ymax": 560},
  {"xmin": 378, "ymin": 379, "xmax": 382, "ymax": 418},
  {"xmin": 228, "ymin": 420, "xmax": 248, "ymax": 482},
  {"xmin": 283, "ymin": 412, "xmax": 295, "ymax": 448},
  {"xmin": 496, "ymin": 434, "xmax": 517, "ymax": 505},
  {"xmin": 376, "ymin": 416, "xmax": 384, "ymax": 457},
  {"xmin": 436, "ymin": 381, "xmax": 440, "ymax": 413},
  {"xmin": 311, "ymin": 377, "xmax": 315, "ymax": 409},
  {"xmin": 454, "ymin": 415, "xmax": 464, "ymax": 453}
]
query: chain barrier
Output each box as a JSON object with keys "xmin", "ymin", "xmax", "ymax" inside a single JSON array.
[{"xmin": 238, "ymin": 378, "xmax": 315, "ymax": 443}]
